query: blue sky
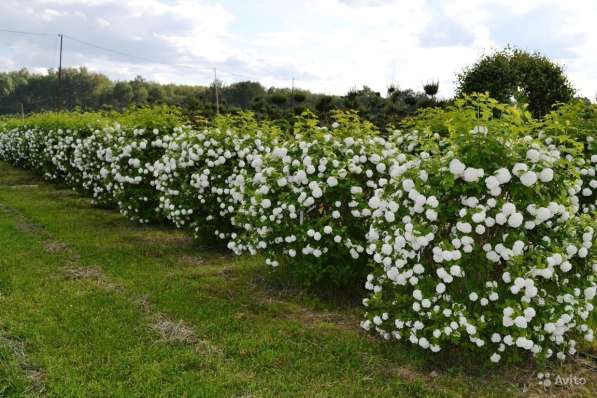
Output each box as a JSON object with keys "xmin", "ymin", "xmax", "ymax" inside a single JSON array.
[{"xmin": 0, "ymin": 0, "xmax": 596, "ymax": 99}]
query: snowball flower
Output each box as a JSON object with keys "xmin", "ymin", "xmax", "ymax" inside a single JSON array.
[
  {"xmin": 449, "ymin": 159, "xmax": 466, "ymax": 176},
  {"xmin": 457, "ymin": 222, "xmax": 472, "ymax": 233},
  {"xmin": 402, "ymin": 179, "xmax": 415, "ymax": 192},
  {"xmin": 427, "ymin": 196, "xmax": 439, "ymax": 208},
  {"xmin": 520, "ymin": 171, "xmax": 537, "ymax": 187},
  {"xmin": 425, "ymin": 209, "xmax": 438, "ymax": 222},
  {"xmin": 507, "ymin": 212, "xmax": 524, "ymax": 228},
  {"xmin": 514, "ymin": 316, "xmax": 528, "ymax": 328},
  {"xmin": 512, "ymin": 163, "xmax": 528, "ymax": 176},
  {"xmin": 539, "ymin": 168, "xmax": 554, "ymax": 183},
  {"xmin": 463, "ymin": 167, "xmax": 484, "ymax": 182},
  {"xmin": 526, "ymin": 149, "xmax": 540, "ymax": 163},
  {"xmin": 261, "ymin": 199, "xmax": 272, "ymax": 209},
  {"xmin": 327, "ymin": 176, "xmax": 338, "ymax": 187},
  {"xmin": 560, "ymin": 261, "xmax": 572, "ymax": 272},
  {"xmin": 495, "ymin": 168, "xmax": 511, "ymax": 184},
  {"xmin": 485, "ymin": 176, "xmax": 500, "ymax": 190}
]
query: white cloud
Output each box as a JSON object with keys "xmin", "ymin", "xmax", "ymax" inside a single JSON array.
[
  {"xmin": 0, "ymin": 0, "xmax": 594, "ymax": 99},
  {"xmin": 96, "ymin": 18, "xmax": 110, "ymax": 28}
]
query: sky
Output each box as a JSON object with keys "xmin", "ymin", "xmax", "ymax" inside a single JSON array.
[{"xmin": 0, "ymin": 0, "xmax": 596, "ymax": 99}]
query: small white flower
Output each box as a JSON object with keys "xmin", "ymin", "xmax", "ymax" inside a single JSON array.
[
  {"xmin": 327, "ymin": 176, "xmax": 338, "ymax": 187},
  {"xmin": 449, "ymin": 159, "xmax": 466, "ymax": 176},
  {"xmin": 526, "ymin": 149, "xmax": 540, "ymax": 163},
  {"xmin": 539, "ymin": 168, "xmax": 554, "ymax": 182},
  {"xmin": 520, "ymin": 171, "xmax": 537, "ymax": 187},
  {"xmin": 507, "ymin": 212, "xmax": 524, "ymax": 228},
  {"xmin": 261, "ymin": 199, "xmax": 272, "ymax": 209}
]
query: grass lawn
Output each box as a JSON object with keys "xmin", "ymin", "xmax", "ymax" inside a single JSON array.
[{"xmin": 0, "ymin": 161, "xmax": 595, "ymax": 397}]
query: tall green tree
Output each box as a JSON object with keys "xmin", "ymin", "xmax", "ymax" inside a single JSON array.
[
  {"xmin": 456, "ymin": 47, "xmax": 575, "ymax": 118},
  {"xmin": 112, "ymin": 81, "xmax": 134, "ymax": 109}
]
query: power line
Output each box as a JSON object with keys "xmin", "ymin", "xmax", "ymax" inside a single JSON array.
[
  {"xmin": 2, "ymin": 28, "xmax": 203, "ymax": 70},
  {"xmin": 63, "ymin": 34, "xmax": 163, "ymax": 65},
  {"xmin": 0, "ymin": 28, "xmax": 56, "ymax": 37},
  {"xmin": 1, "ymin": 28, "xmax": 267, "ymax": 84}
]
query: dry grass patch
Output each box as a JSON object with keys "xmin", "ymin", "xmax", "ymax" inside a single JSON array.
[
  {"xmin": 64, "ymin": 266, "xmax": 104, "ymax": 281},
  {"xmin": 15, "ymin": 221, "xmax": 44, "ymax": 234},
  {"xmin": 177, "ymin": 254, "xmax": 205, "ymax": 267},
  {"xmin": 62, "ymin": 266, "xmax": 120, "ymax": 291},
  {"xmin": 44, "ymin": 240, "xmax": 71, "ymax": 254},
  {"xmin": 149, "ymin": 315, "xmax": 197, "ymax": 345},
  {"xmin": 0, "ymin": 332, "xmax": 47, "ymax": 396},
  {"xmin": 4, "ymin": 184, "xmax": 39, "ymax": 189},
  {"xmin": 130, "ymin": 229, "xmax": 194, "ymax": 246}
]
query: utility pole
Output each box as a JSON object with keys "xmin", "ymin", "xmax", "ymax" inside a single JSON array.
[
  {"xmin": 57, "ymin": 33, "xmax": 63, "ymax": 111},
  {"xmin": 214, "ymin": 68, "xmax": 219, "ymax": 115},
  {"xmin": 20, "ymin": 103, "xmax": 24, "ymax": 119},
  {"xmin": 291, "ymin": 77, "xmax": 295, "ymax": 107}
]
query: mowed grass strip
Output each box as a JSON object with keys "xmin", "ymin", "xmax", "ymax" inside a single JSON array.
[
  {"xmin": 0, "ymin": 162, "xmax": 594, "ymax": 398},
  {"xmin": 0, "ymin": 204, "xmax": 246, "ymax": 397}
]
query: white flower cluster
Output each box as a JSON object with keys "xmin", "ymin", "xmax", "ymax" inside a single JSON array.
[
  {"xmin": 153, "ymin": 125, "xmax": 278, "ymax": 240},
  {"xmin": 0, "ymin": 106, "xmax": 594, "ymax": 364},
  {"xmin": 541, "ymin": 101, "xmax": 597, "ymax": 214},
  {"xmin": 362, "ymin": 129, "xmax": 596, "ymax": 363},
  {"xmin": 227, "ymin": 126, "xmax": 402, "ymax": 283}
]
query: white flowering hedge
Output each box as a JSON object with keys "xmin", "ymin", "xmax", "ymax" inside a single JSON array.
[
  {"xmin": 153, "ymin": 114, "xmax": 280, "ymax": 241},
  {"xmin": 0, "ymin": 97, "xmax": 594, "ymax": 364},
  {"xmin": 542, "ymin": 101, "xmax": 597, "ymax": 214},
  {"xmin": 228, "ymin": 113, "xmax": 400, "ymax": 284},
  {"xmin": 362, "ymin": 97, "xmax": 595, "ymax": 363}
]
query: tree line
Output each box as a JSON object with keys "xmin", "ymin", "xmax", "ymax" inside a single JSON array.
[{"xmin": 0, "ymin": 47, "xmax": 584, "ymax": 127}]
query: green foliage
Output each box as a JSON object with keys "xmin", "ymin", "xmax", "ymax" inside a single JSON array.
[
  {"xmin": 0, "ymin": 96, "xmax": 595, "ymax": 367},
  {"xmin": 0, "ymin": 69, "xmax": 442, "ymax": 130},
  {"xmin": 456, "ymin": 47, "xmax": 576, "ymax": 118},
  {"xmin": 364, "ymin": 95, "xmax": 595, "ymax": 364},
  {"xmin": 1, "ymin": 162, "xmax": 574, "ymax": 397}
]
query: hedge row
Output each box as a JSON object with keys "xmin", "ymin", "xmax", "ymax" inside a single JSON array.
[{"xmin": 0, "ymin": 96, "xmax": 595, "ymax": 364}]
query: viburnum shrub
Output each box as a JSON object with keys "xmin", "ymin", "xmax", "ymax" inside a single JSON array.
[
  {"xmin": 153, "ymin": 113, "xmax": 280, "ymax": 241},
  {"xmin": 1, "ymin": 99, "xmax": 595, "ymax": 365},
  {"xmin": 362, "ymin": 96, "xmax": 595, "ymax": 363},
  {"xmin": 0, "ymin": 112, "xmax": 108, "ymax": 185},
  {"xmin": 73, "ymin": 125, "xmax": 120, "ymax": 206},
  {"xmin": 542, "ymin": 101, "xmax": 597, "ymax": 214},
  {"xmin": 227, "ymin": 111, "xmax": 402, "ymax": 286},
  {"xmin": 0, "ymin": 126, "xmax": 38, "ymax": 169},
  {"xmin": 100, "ymin": 107, "xmax": 187, "ymax": 223}
]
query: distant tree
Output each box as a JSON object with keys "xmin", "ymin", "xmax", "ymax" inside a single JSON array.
[
  {"xmin": 269, "ymin": 93, "xmax": 288, "ymax": 106},
  {"xmin": 292, "ymin": 92, "xmax": 306, "ymax": 104},
  {"xmin": 0, "ymin": 75, "xmax": 14, "ymax": 97},
  {"xmin": 130, "ymin": 76, "xmax": 149, "ymax": 105},
  {"xmin": 0, "ymin": 67, "xmax": 443, "ymax": 128},
  {"xmin": 223, "ymin": 81, "xmax": 266, "ymax": 108},
  {"xmin": 456, "ymin": 47, "xmax": 575, "ymax": 117},
  {"xmin": 60, "ymin": 67, "xmax": 111, "ymax": 110},
  {"xmin": 316, "ymin": 95, "xmax": 334, "ymax": 112},
  {"xmin": 112, "ymin": 82, "xmax": 134, "ymax": 109},
  {"xmin": 423, "ymin": 81, "xmax": 439, "ymax": 98},
  {"xmin": 387, "ymin": 84, "xmax": 398, "ymax": 96},
  {"xmin": 147, "ymin": 84, "xmax": 167, "ymax": 104}
]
